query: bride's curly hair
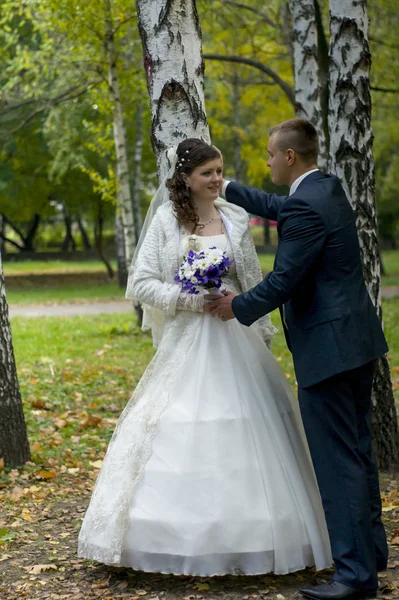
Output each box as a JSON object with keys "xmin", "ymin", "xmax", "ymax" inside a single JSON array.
[{"xmin": 167, "ymin": 138, "xmax": 221, "ymax": 231}]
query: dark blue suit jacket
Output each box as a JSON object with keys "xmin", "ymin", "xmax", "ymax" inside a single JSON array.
[{"xmin": 228, "ymin": 172, "xmax": 388, "ymax": 388}]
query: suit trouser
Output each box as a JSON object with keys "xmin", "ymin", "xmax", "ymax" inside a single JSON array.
[{"xmin": 298, "ymin": 361, "xmax": 388, "ymax": 591}]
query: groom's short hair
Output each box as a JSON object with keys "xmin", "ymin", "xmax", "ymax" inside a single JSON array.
[{"xmin": 270, "ymin": 118, "xmax": 319, "ymax": 163}]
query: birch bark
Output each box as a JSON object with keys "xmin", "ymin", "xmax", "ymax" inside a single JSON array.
[
  {"xmin": 289, "ymin": 0, "xmax": 327, "ymax": 170},
  {"xmin": 0, "ymin": 252, "xmax": 30, "ymax": 467},
  {"xmin": 105, "ymin": 0, "xmax": 136, "ymax": 263},
  {"xmin": 328, "ymin": 0, "xmax": 398, "ymax": 467},
  {"xmin": 136, "ymin": 0, "xmax": 210, "ymax": 179}
]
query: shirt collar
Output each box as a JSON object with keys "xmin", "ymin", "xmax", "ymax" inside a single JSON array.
[{"xmin": 289, "ymin": 169, "xmax": 319, "ymax": 196}]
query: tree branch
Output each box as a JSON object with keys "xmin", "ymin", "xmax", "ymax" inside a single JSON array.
[
  {"xmin": 0, "ymin": 79, "xmax": 104, "ymax": 140},
  {"xmin": 0, "ymin": 98, "xmax": 37, "ymax": 116},
  {"xmin": 369, "ymin": 36, "xmax": 399, "ymax": 51},
  {"xmin": 220, "ymin": 0, "xmax": 279, "ymax": 30},
  {"xmin": 0, "ymin": 79, "xmax": 102, "ymax": 118},
  {"xmin": 0, "ymin": 232, "xmax": 24, "ymax": 251},
  {"xmin": 203, "ymin": 53, "xmax": 295, "ymax": 105},
  {"xmin": 1, "ymin": 215, "xmax": 26, "ymax": 245},
  {"xmin": 371, "ymin": 86, "xmax": 399, "ymax": 93}
]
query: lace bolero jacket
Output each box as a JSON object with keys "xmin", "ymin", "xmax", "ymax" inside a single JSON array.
[{"xmin": 126, "ymin": 199, "xmax": 277, "ymax": 348}]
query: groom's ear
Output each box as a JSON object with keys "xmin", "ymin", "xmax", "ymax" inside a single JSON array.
[{"xmin": 286, "ymin": 148, "xmax": 295, "ymax": 166}]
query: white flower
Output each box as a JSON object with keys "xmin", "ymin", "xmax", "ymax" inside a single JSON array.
[{"xmin": 204, "ymin": 247, "xmax": 224, "ymax": 263}]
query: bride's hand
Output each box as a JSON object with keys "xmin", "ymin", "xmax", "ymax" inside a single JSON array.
[{"xmin": 203, "ymin": 290, "xmax": 237, "ymax": 321}]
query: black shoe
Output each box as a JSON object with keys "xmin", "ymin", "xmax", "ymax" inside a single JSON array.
[{"xmin": 300, "ymin": 580, "xmax": 377, "ymax": 600}]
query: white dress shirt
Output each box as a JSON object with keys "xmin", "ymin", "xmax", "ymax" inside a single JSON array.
[{"xmin": 289, "ymin": 169, "xmax": 319, "ymax": 196}]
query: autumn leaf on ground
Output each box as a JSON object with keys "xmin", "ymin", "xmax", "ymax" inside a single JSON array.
[
  {"xmin": 90, "ymin": 460, "xmax": 103, "ymax": 469},
  {"xmin": 0, "ymin": 458, "xmax": 4, "ymax": 473},
  {"xmin": 0, "ymin": 528, "xmax": 16, "ymax": 544},
  {"xmin": 38, "ymin": 470, "xmax": 57, "ymax": 480},
  {"xmin": 192, "ymin": 583, "xmax": 210, "ymax": 591},
  {"xmin": 390, "ymin": 528, "xmax": 399, "ymax": 545},
  {"xmin": 23, "ymin": 564, "xmax": 58, "ymax": 574},
  {"xmin": 79, "ymin": 414, "xmax": 102, "ymax": 428}
]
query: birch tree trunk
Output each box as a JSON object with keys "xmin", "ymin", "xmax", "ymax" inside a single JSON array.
[
  {"xmin": 115, "ymin": 214, "xmax": 128, "ymax": 288},
  {"xmin": 0, "ymin": 252, "xmax": 30, "ymax": 467},
  {"xmin": 136, "ymin": 0, "xmax": 210, "ymax": 179},
  {"xmin": 105, "ymin": 1, "xmax": 136, "ymax": 264},
  {"xmin": 232, "ymin": 73, "xmax": 243, "ymax": 183},
  {"xmin": 288, "ymin": 0, "xmax": 328, "ymax": 170},
  {"xmin": 328, "ymin": 0, "xmax": 398, "ymax": 468},
  {"xmin": 132, "ymin": 101, "xmax": 144, "ymax": 242}
]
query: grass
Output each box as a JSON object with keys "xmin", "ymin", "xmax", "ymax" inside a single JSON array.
[
  {"xmin": 10, "ymin": 313, "xmax": 155, "ymax": 472},
  {"xmin": 7, "ymin": 297, "xmax": 399, "ymax": 477},
  {"xmin": 2, "ymin": 248, "xmax": 399, "ymax": 306},
  {"xmin": 3, "ymin": 259, "xmax": 116, "ymax": 275},
  {"xmin": 1, "ymin": 302, "xmax": 398, "ymax": 599},
  {"xmin": 6, "ymin": 281, "xmax": 124, "ymax": 305}
]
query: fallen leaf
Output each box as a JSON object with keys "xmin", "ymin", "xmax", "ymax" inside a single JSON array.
[
  {"xmin": 23, "ymin": 564, "xmax": 58, "ymax": 574},
  {"xmin": 388, "ymin": 560, "xmax": 399, "ymax": 568},
  {"xmin": 0, "ymin": 529, "xmax": 16, "ymax": 543},
  {"xmin": 80, "ymin": 415, "xmax": 102, "ymax": 428},
  {"xmin": 31, "ymin": 399, "xmax": 46, "ymax": 409},
  {"xmin": 21, "ymin": 508, "xmax": 33, "ymax": 522},
  {"xmin": 31, "ymin": 442, "xmax": 44, "ymax": 452},
  {"xmin": 90, "ymin": 460, "xmax": 103, "ymax": 469},
  {"xmin": 0, "ymin": 458, "xmax": 4, "ymax": 473},
  {"xmin": 193, "ymin": 583, "xmax": 210, "ymax": 591},
  {"xmin": 38, "ymin": 470, "xmax": 57, "ymax": 480},
  {"xmin": 9, "ymin": 486, "xmax": 25, "ymax": 501}
]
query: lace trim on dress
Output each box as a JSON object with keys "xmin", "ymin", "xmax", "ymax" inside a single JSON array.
[{"xmin": 78, "ymin": 312, "xmax": 203, "ymax": 565}]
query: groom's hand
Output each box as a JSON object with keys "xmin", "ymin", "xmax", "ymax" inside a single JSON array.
[{"xmin": 203, "ymin": 290, "xmax": 238, "ymax": 321}]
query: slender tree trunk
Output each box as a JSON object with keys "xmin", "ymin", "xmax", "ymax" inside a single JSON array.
[
  {"xmin": 0, "ymin": 252, "xmax": 30, "ymax": 467},
  {"xmin": 61, "ymin": 206, "xmax": 76, "ymax": 251},
  {"xmin": 232, "ymin": 73, "xmax": 242, "ymax": 183},
  {"xmin": 0, "ymin": 215, "xmax": 3, "ymax": 255},
  {"xmin": 132, "ymin": 101, "xmax": 144, "ymax": 243},
  {"xmin": 288, "ymin": 0, "xmax": 328, "ymax": 170},
  {"xmin": 115, "ymin": 212, "xmax": 128, "ymax": 287},
  {"xmin": 96, "ymin": 201, "xmax": 115, "ymax": 279},
  {"xmin": 131, "ymin": 101, "xmax": 144, "ymax": 326},
  {"xmin": 1, "ymin": 215, "xmax": 26, "ymax": 250},
  {"xmin": 137, "ymin": 0, "xmax": 210, "ymax": 178},
  {"xmin": 24, "ymin": 213, "xmax": 41, "ymax": 252},
  {"xmin": 77, "ymin": 216, "xmax": 92, "ymax": 250},
  {"xmin": 328, "ymin": 0, "xmax": 398, "ymax": 468},
  {"xmin": 105, "ymin": 1, "xmax": 137, "ymax": 264}
]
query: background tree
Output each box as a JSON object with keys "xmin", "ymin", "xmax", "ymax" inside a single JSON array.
[
  {"xmin": 328, "ymin": 0, "xmax": 398, "ymax": 467},
  {"xmin": 137, "ymin": 0, "xmax": 210, "ymax": 178},
  {"xmin": 0, "ymin": 251, "xmax": 30, "ymax": 467}
]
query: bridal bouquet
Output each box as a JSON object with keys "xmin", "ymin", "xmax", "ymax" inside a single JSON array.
[{"xmin": 175, "ymin": 247, "xmax": 234, "ymax": 295}]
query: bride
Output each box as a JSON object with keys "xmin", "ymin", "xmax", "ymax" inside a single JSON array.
[{"xmin": 78, "ymin": 138, "xmax": 332, "ymax": 577}]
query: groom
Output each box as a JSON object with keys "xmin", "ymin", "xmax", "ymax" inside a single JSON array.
[{"xmin": 205, "ymin": 118, "xmax": 388, "ymax": 600}]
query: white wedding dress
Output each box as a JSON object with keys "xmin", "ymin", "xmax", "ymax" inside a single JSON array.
[{"xmin": 78, "ymin": 229, "xmax": 332, "ymax": 576}]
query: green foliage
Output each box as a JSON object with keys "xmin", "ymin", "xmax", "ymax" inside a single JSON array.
[{"xmin": 0, "ymin": 0, "xmax": 398, "ymax": 243}]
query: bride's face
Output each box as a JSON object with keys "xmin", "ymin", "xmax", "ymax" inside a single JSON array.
[{"xmin": 184, "ymin": 157, "xmax": 223, "ymax": 203}]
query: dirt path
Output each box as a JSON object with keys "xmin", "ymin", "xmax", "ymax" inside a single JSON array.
[
  {"xmin": 8, "ymin": 288, "xmax": 399, "ymax": 319},
  {"xmin": 9, "ymin": 301, "xmax": 133, "ymax": 318}
]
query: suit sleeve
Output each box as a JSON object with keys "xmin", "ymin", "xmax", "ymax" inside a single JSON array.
[
  {"xmin": 225, "ymin": 181, "xmax": 287, "ymax": 221},
  {"xmin": 232, "ymin": 197, "xmax": 326, "ymax": 326}
]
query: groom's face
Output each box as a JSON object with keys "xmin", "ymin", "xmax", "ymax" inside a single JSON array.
[{"xmin": 266, "ymin": 134, "xmax": 289, "ymax": 186}]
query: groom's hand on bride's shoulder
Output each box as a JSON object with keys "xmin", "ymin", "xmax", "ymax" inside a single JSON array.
[{"xmin": 203, "ymin": 290, "xmax": 238, "ymax": 321}]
